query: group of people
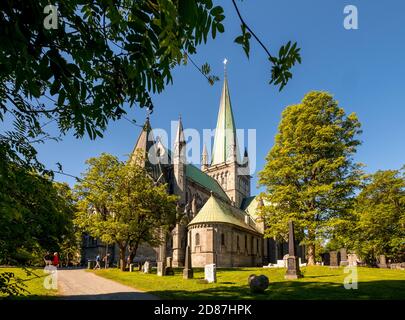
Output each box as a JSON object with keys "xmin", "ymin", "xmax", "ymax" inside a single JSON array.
[
  {"xmin": 44, "ymin": 252, "xmax": 59, "ymax": 267},
  {"xmin": 93, "ymin": 253, "xmax": 110, "ymax": 269}
]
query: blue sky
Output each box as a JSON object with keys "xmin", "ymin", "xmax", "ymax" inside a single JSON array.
[{"xmin": 19, "ymin": 0, "xmax": 405, "ymax": 193}]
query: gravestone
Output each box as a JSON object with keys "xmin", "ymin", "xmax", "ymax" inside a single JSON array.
[
  {"xmin": 329, "ymin": 251, "xmax": 338, "ymax": 267},
  {"xmin": 183, "ymin": 246, "xmax": 193, "ymax": 279},
  {"xmin": 339, "ymin": 248, "xmax": 349, "ymax": 266},
  {"xmin": 129, "ymin": 263, "xmax": 134, "ymax": 272},
  {"xmin": 157, "ymin": 261, "xmax": 165, "ymax": 276},
  {"xmin": 283, "ymin": 254, "xmax": 289, "ymax": 267},
  {"xmin": 204, "ymin": 263, "xmax": 217, "ymax": 283},
  {"xmin": 164, "ymin": 256, "xmax": 174, "ymax": 275},
  {"xmin": 284, "ymin": 221, "xmax": 303, "ymax": 279},
  {"xmin": 143, "ymin": 260, "xmax": 151, "ymax": 273},
  {"xmin": 378, "ymin": 255, "xmax": 387, "ymax": 268}
]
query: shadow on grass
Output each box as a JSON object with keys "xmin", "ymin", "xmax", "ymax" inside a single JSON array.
[{"xmin": 145, "ymin": 280, "xmax": 405, "ymax": 300}]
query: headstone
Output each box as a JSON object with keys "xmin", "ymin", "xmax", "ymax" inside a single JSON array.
[
  {"xmin": 249, "ymin": 275, "xmax": 269, "ymax": 293},
  {"xmin": 284, "ymin": 221, "xmax": 303, "ymax": 279},
  {"xmin": 164, "ymin": 256, "xmax": 174, "ymax": 275},
  {"xmin": 157, "ymin": 261, "xmax": 165, "ymax": 276},
  {"xmin": 378, "ymin": 255, "xmax": 387, "ymax": 268},
  {"xmin": 183, "ymin": 246, "xmax": 193, "ymax": 279},
  {"xmin": 329, "ymin": 251, "xmax": 338, "ymax": 267},
  {"xmin": 129, "ymin": 263, "xmax": 134, "ymax": 272},
  {"xmin": 339, "ymin": 248, "xmax": 349, "ymax": 266},
  {"xmin": 143, "ymin": 260, "xmax": 151, "ymax": 273},
  {"xmin": 283, "ymin": 254, "xmax": 289, "ymax": 267},
  {"xmin": 204, "ymin": 263, "xmax": 217, "ymax": 283}
]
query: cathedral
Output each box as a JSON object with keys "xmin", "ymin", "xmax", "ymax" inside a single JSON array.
[{"xmin": 81, "ymin": 72, "xmax": 306, "ymax": 268}]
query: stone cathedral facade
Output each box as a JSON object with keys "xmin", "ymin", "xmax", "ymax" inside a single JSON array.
[{"xmin": 81, "ymin": 74, "xmax": 306, "ymax": 267}]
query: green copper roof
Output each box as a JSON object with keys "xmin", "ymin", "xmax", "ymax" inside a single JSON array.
[
  {"xmin": 240, "ymin": 196, "xmax": 256, "ymax": 211},
  {"xmin": 188, "ymin": 195, "xmax": 260, "ymax": 233},
  {"xmin": 211, "ymin": 76, "xmax": 240, "ymax": 165},
  {"xmin": 185, "ymin": 164, "xmax": 228, "ymax": 200}
]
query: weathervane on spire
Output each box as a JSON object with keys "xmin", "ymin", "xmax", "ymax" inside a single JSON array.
[{"xmin": 223, "ymin": 58, "xmax": 228, "ymax": 77}]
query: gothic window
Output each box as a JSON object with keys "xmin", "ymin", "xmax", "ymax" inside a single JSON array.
[
  {"xmin": 221, "ymin": 233, "xmax": 225, "ymax": 246},
  {"xmin": 244, "ymin": 235, "xmax": 248, "ymax": 250},
  {"xmin": 251, "ymin": 236, "xmax": 254, "ymax": 254},
  {"xmin": 236, "ymin": 235, "xmax": 240, "ymax": 251},
  {"xmin": 257, "ymin": 238, "xmax": 259, "ymax": 254},
  {"xmin": 195, "ymin": 233, "xmax": 200, "ymax": 246}
]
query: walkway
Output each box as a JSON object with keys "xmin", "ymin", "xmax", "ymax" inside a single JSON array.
[{"xmin": 57, "ymin": 268, "xmax": 158, "ymax": 300}]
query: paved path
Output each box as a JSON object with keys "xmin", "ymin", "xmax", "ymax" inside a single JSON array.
[{"xmin": 57, "ymin": 269, "xmax": 158, "ymax": 300}]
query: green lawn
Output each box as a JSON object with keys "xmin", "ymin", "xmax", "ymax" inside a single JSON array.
[
  {"xmin": 0, "ymin": 267, "xmax": 58, "ymax": 299},
  {"xmin": 92, "ymin": 266, "xmax": 405, "ymax": 300}
]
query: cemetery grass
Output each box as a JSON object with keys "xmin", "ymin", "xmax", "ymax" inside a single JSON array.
[
  {"xmin": 0, "ymin": 267, "xmax": 58, "ymax": 299},
  {"xmin": 92, "ymin": 266, "xmax": 405, "ymax": 300}
]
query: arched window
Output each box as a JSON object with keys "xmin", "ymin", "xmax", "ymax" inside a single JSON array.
[
  {"xmin": 251, "ymin": 236, "xmax": 254, "ymax": 254},
  {"xmin": 221, "ymin": 233, "xmax": 225, "ymax": 246},
  {"xmin": 257, "ymin": 238, "xmax": 259, "ymax": 254},
  {"xmin": 236, "ymin": 235, "xmax": 240, "ymax": 250},
  {"xmin": 244, "ymin": 235, "xmax": 248, "ymax": 250},
  {"xmin": 195, "ymin": 233, "xmax": 200, "ymax": 246}
]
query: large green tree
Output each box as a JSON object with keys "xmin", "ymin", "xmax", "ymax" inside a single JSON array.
[
  {"xmin": 258, "ymin": 91, "xmax": 363, "ymax": 265},
  {"xmin": 0, "ymin": 157, "xmax": 73, "ymax": 264},
  {"xmin": 335, "ymin": 168, "xmax": 405, "ymax": 264},
  {"xmin": 1, "ymin": 0, "xmax": 301, "ymax": 172},
  {"xmin": 75, "ymin": 153, "xmax": 177, "ymax": 270}
]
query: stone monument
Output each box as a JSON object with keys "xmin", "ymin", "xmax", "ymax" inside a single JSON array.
[
  {"xmin": 143, "ymin": 260, "xmax": 151, "ymax": 273},
  {"xmin": 164, "ymin": 256, "xmax": 174, "ymax": 275},
  {"xmin": 183, "ymin": 245, "xmax": 193, "ymax": 279},
  {"xmin": 329, "ymin": 251, "xmax": 338, "ymax": 267},
  {"xmin": 339, "ymin": 248, "xmax": 349, "ymax": 266},
  {"xmin": 378, "ymin": 255, "xmax": 388, "ymax": 268},
  {"xmin": 204, "ymin": 263, "xmax": 217, "ymax": 283},
  {"xmin": 284, "ymin": 221, "xmax": 303, "ymax": 279}
]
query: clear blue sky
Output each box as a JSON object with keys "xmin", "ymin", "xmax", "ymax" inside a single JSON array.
[{"xmin": 28, "ymin": 0, "xmax": 405, "ymax": 193}]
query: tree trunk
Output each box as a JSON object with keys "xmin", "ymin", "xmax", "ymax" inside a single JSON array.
[
  {"xmin": 128, "ymin": 242, "xmax": 139, "ymax": 267},
  {"xmin": 119, "ymin": 246, "xmax": 126, "ymax": 271},
  {"xmin": 307, "ymin": 243, "xmax": 316, "ymax": 265}
]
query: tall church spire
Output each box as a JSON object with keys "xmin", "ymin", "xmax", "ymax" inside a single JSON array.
[
  {"xmin": 211, "ymin": 63, "xmax": 240, "ymax": 165},
  {"xmin": 201, "ymin": 143, "xmax": 208, "ymax": 171}
]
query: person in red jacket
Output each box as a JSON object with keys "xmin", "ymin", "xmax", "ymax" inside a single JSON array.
[{"xmin": 52, "ymin": 252, "xmax": 59, "ymax": 267}]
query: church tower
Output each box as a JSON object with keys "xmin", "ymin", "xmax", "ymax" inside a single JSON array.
[
  {"xmin": 172, "ymin": 116, "xmax": 187, "ymax": 267},
  {"xmin": 173, "ymin": 116, "xmax": 186, "ymax": 204},
  {"xmin": 201, "ymin": 64, "xmax": 251, "ymax": 208}
]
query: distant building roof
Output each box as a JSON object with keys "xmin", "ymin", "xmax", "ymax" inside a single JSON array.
[
  {"xmin": 185, "ymin": 164, "xmax": 229, "ymax": 201},
  {"xmin": 188, "ymin": 195, "xmax": 261, "ymax": 234}
]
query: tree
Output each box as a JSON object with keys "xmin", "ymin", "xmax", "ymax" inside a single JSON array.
[
  {"xmin": 75, "ymin": 153, "xmax": 177, "ymax": 271},
  {"xmin": 340, "ymin": 168, "xmax": 405, "ymax": 264},
  {"xmin": 1, "ymin": 0, "xmax": 301, "ymax": 172},
  {"xmin": 258, "ymin": 91, "xmax": 363, "ymax": 265},
  {"xmin": 0, "ymin": 157, "xmax": 73, "ymax": 265}
]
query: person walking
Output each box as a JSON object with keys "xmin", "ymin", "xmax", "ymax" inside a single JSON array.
[
  {"xmin": 94, "ymin": 254, "xmax": 101, "ymax": 269},
  {"xmin": 52, "ymin": 252, "xmax": 59, "ymax": 268}
]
